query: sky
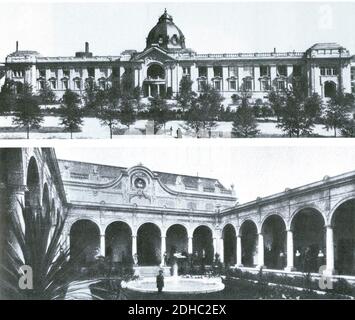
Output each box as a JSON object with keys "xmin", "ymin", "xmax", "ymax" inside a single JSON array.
[
  {"xmin": 1, "ymin": 1, "xmax": 355, "ymax": 62},
  {"xmin": 55, "ymin": 139, "xmax": 355, "ymax": 204}
]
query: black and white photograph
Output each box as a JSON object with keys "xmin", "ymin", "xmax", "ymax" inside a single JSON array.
[
  {"xmin": 0, "ymin": 1, "xmax": 355, "ymax": 138},
  {"xmin": 0, "ymin": 140, "xmax": 355, "ymax": 301},
  {"xmin": 0, "ymin": 0, "xmax": 354, "ymax": 308}
]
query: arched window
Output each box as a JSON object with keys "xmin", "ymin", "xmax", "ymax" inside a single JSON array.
[
  {"xmin": 324, "ymin": 81, "xmax": 336, "ymax": 98},
  {"xmin": 147, "ymin": 64, "xmax": 165, "ymax": 79}
]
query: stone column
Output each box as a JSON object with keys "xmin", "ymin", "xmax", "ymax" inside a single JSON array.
[
  {"xmin": 161, "ymin": 236, "xmax": 166, "ymax": 266},
  {"xmin": 222, "ymin": 66, "xmax": 228, "ymax": 92},
  {"xmin": 236, "ymin": 235, "xmax": 243, "ymax": 267},
  {"xmin": 148, "ymin": 84, "xmax": 151, "ymax": 97},
  {"xmin": 270, "ymin": 65, "xmax": 277, "ymax": 90},
  {"xmin": 325, "ymin": 225, "xmax": 335, "ymax": 275},
  {"xmin": 100, "ymin": 234, "xmax": 105, "ymax": 257},
  {"xmin": 134, "ymin": 68, "xmax": 140, "ymax": 88},
  {"xmin": 285, "ymin": 229, "xmax": 295, "ymax": 271},
  {"xmin": 254, "ymin": 65, "xmax": 261, "ymax": 91},
  {"xmin": 257, "ymin": 233, "xmax": 264, "ymax": 268},
  {"xmin": 207, "ymin": 66, "xmax": 213, "ymax": 84},
  {"xmin": 213, "ymin": 237, "xmax": 217, "ymax": 258},
  {"xmin": 219, "ymin": 237, "xmax": 224, "ymax": 263},
  {"xmin": 132, "ymin": 235, "xmax": 137, "ymax": 255},
  {"xmin": 188, "ymin": 236, "xmax": 193, "ymax": 255}
]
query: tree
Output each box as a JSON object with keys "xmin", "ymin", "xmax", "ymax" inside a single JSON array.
[
  {"xmin": 58, "ymin": 89, "xmax": 83, "ymax": 139},
  {"xmin": 99, "ymin": 101, "xmax": 119, "ymax": 139},
  {"xmin": 37, "ymin": 82, "xmax": 57, "ymax": 105},
  {"xmin": 83, "ymin": 81, "xmax": 100, "ymax": 114},
  {"xmin": 269, "ymin": 77, "xmax": 322, "ymax": 137},
  {"xmin": 12, "ymin": 83, "xmax": 44, "ymax": 139},
  {"xmin": 232, "ymin": 97, "xmax": 260, "ymax": 137},
  {"xmin": 268, "ymin": 90, "xmax": 285, "ymax": 121},
  {"xmin": 276, "ymin": 91, "xmax": 322, "ymax": 137},
  {"xmin": 340, "ymin": 118, "xmax": 355, "ymax": 137},
  {"xmin": 97, "ymin": 84, "xmax": 121, "ymax": 139},
  {"xmin": 185, "ymin": 83, "xmax": 223, "ymax": 137},
  {"xmin": 177, "ymin": 76, "xmax": 196, "ymax": 113},
  {"xmin": 147, "ymin": 95, "xmax": 169, "ymax": 134},
  {"xmin": 323, "ymin": 91, "xmax": 355, "ymax": 137},
  {"xmin": 119, "ymin": 97, "xmax": 136, "ymax": 129},
  {"xmin": 120, "ymin": 69, "xmax": 135, "ymax": 98},
  {"xmin": 184, "ymin": 98, "xmax": 204, "ymax": 135},
  {"xmin": 197, "ymin": 83, "xmax": 224, "ymax": 132},
  {"xmin": 0, "ymin": 79, "xmax": 17, "ymax": 114}
]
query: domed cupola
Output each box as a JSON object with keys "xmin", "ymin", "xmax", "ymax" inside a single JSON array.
[{"xmin": 145, "ymin": 9, "xmax": 186, "ymax": 51}]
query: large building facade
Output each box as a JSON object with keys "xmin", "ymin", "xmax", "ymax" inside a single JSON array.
[
  {"xmin": 1, "ymin": 148, "xmax": 355, "ymax": 279},
  {"xmin": 2, "ymin": 10, "xmax": 355, "ymax": 106}
]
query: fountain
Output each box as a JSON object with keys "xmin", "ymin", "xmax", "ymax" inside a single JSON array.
[{"xmin": 124, "ymin": 252, "xmax": 225, "ymax": 294}]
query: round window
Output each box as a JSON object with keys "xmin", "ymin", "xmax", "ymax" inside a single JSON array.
[{"xmin": 134, "ymin": 178, "xmax": 146, "ymax": 189}]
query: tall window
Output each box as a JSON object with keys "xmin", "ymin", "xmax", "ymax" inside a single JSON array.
[
  {"xmin": 198, "ymin": 66, "xmax": 207, "ymax": 78},
  {"xmin": 213, "ymin": 66, "xmax": 222, "ymax": 78},
  {"xmin": 214, "ymin": 80, "xmax": 221, "ymax": 91},
  {"xmin": 243, "ymin": 78, "xmax": 253, "ymax": 91},
  {"xmin": 243, "ymin": 66, "xmax": 253, "ymax": 76},
  {"xmin": 229, "ymin": 80, "xmax": 237, "ymax": 91},
  {"xmin": 260, "ymin": 66, "xmax": 270, "ymax": 77},
  {"xmin": 293, "ymin": 65, "xmax": 302, "ymax": 77},
  {"xmin": 39, "ymin": 69, "xmax": 46, "ymax": 78},
  {"xmin": 88, "ymin": 68, "xmax": 95, "ymax": 78},
  {"xmin": 277, "ymin": 65, "xmax": 287, "ymax": 77},
  {"xmin": 198, "ymin": 79, "xmax": 207, "ymax": 91},
  {"xmin": 13, "ymin": 70, "xmax": 24, "ymax": 77},
  {"xmin": 261, "ymin": 79, "xmax": 270, "ymax": 91},
  {"xmin": 229, "ymin": 66, "xmax": 238, "ymax": 77},
  {"xmin": 277, "ymin": 80, "xmax": 286, "ymax": 91},
  {"xmin": 320, "ymin": 67, "xmax": 338, "ymax": 76}
]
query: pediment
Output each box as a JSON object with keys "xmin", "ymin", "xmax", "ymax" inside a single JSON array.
[{"xmin": 132, "ymin": 47, "xmax": 175, "ymax": 63}]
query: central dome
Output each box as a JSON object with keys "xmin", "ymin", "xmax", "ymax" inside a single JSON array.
[{"xmin": 146, "ymin": 10, "xmax": 186, "ymax": 51}]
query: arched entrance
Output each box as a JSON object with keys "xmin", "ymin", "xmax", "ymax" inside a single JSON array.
[
  {"xmin": 137, "ymin": 223, "xmax": 161, "ymax": 265},
  {"xmin": 240, "ymin": 220, "xmax": 258, "ymax": 267},
  {"xmin": 262, "ymin": 215, "xmax": 286, "ymax": 269},
  {"xmin": 332, "ymin": 199, "xmax": 355, "ymax": 275},
  {"xmin": 26, "ymin": 157, "xmax": 40, "ymax": 211},
  {"xmin": 193, "ymin": 225, "xmax": 214, "ymax": 264},
  {"xmin": 70, "ymin": 220, "xmax": 100, "ymax": 265},
  {"xmin": 291, "ymin": 208, "xmax": 325, "ymax": 273},
  {"xmin": 105, "ymin": 221, "xmax": 132, "ymax": 265},
  {"xmin": 166, "ymin": 224, "xmax": 188, "ymax": 263},
  {"xmin": 324, "ymin": 81, "xmax": 336, "ymax": 98},
  {"xmin": 223, "ymin": 224, "xmax": 236, "ymax": 265},
  {"xmin": 144, "ymin": 64, "xmax": 166, "ymax": 97}
]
